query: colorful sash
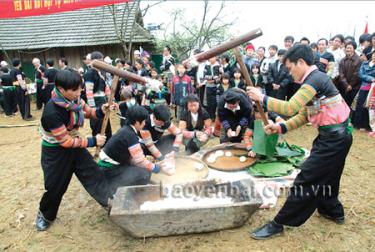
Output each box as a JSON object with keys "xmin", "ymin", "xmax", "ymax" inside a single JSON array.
[{"xmin": 51, "ymin": 87, "xmax": 84, "ymax": 130}]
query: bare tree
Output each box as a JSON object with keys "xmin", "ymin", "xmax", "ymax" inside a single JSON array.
[
  {"xmin": 141, "ymin": 0, "xmax": 165, "ymax": 18},
  {"xmin": 156, "ymin": 0, "xmax": 236, "ymax": 60},
  {"xmin": 108, "ymin": 0, "xmax": 140, "ymax": 61},
  {"xmin": 108, "ymin": 0, "xmax": 164, "ymax": 61}
]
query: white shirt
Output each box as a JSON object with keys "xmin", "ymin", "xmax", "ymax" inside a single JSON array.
[
  {"xmin": 327, "ymin": 47, "xmax": 345, "ymax": 79},
  {"xmin": 150, "ymin": 114, "xmax": 155, "ymax": 127},
  {"xmin": 191, "ymin": 112, "xmax": 199, "ymax": 122},
  {"xmin": 260, "ymin": 56, "xmax": 277, "ymax": 74},
  {"xmin": 196, "ymin": 62, "xmax": 206, "ymax": 85},
  {"xmin": 224, "ymin": 103, "xmax": 241, "ymax": 113}
]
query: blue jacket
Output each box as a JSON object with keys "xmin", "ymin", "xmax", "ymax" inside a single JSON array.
[{"xmin": 359, "ymin": 61, "xmax": 375, "ymax": 89}]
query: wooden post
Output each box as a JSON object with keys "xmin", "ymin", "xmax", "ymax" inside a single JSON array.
[
  {"xmin": 93, "ymin": 73, "xmax": 120, "ymax": 160},
  {"xmin": 233, "ymin": 47, "xmax": 268, "ymax": 126}
]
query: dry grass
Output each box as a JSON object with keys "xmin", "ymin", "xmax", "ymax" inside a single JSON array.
[{"xmin": 0, "ymin": 106, "xmax": 374, "ymax": 252}]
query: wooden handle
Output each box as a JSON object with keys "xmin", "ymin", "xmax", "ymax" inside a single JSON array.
[
  {"xmin": 233, "ymin": 47, "xmax": 268, "ymax": 126},
  {"xmin": 93, "ymin": 74, "xmax": 120, "ymax": 160},
  {"xmin": 194, "ymin": 28, "xmax": 263, "ymax": 62},
  {"xmin": 92, "ymin": 60, "xmax": 146, "ymax": 84}
]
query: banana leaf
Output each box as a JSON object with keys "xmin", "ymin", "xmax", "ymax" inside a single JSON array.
[
  {"xmin": 252, "ymin": 120, "xmax": 279, "ymax": 158},
  {"xmin": 248, "ymin": 162, "xmax": 295, "ymax": 177},
  {"xmin": 275, "ymin": 142, "xmax": 305, "ymax": 157},
  {"xmin": 247, "ymin": 140, "xmax": 306, "ymax": 177}
]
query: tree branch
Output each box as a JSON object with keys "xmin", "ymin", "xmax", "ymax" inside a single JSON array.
[
  {"xmin": 108, "ymin": 5, "xmax": 123, "ymax": 43},
  {"xmin": 141, "ymin": 0, "xmax": 165, "ymax": 18},
  {"xmin": 200, "ymin": 1, "xmax": 225, "ymax": 48},
  {"xmin": 196, "ymin": 0, "xmax": 209, "ymax": 47}
]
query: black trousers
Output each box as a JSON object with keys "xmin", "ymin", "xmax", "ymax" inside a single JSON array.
[
  {"xmin": 341, "ymin": 88, "xmax": 359, "ymax": 109},
  {"xmin": 15, "ymin": 86, "xmax": 31, "ymax": 119},
  {"xmin": 42, "ymin": 84, "xmax": 54, "ymax": 104},
  {"xmin": 204, "ymin": 87, "xmax": 217, "ymax": 120},
  {"xmin": 90, "ymin": 97, "xmax": 112, "ymax": 142},
  {"xmin": 36, "ymin": 80, "xmax": 44, "ymax": 110},
  {"xmin": 274, "ymin": 129, "xmax": 352, "ymax": 226},
  {"xmin": 102, "ymin": 164, "xmax": 151, "ymax": 196},
  {"xmin": 90, "ymin": 118, "xmax": 112, "ymax": 143},
  {"xmin": 39, "ymin": 146, "xmax": 110, "ymax": 221},
  {"xmin": 2, "ymin": 88, "xmax": 17, "ymax": 115},
  {"xmin": 197, "ymin": 86, "xmax": 205, "ymax": 105},
  {"xmin": 352, "ymin": 89, "xmax": 370, "ymax": 130},
  {"xmin": 141, "ymin": 134, "xmax": 176, "ymax": 156}
]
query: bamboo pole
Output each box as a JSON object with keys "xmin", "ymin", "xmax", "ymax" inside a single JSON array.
[{"xmin": 233, "ymin": 47, "xmax": 268, "ymax": 126}]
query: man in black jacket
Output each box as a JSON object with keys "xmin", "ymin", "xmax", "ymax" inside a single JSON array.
[
  {"xmin": 10, "ymin": 58, "xmax": 32, "ymax": 120},
  {"xmin": 42, "ymin": 58, "xmax": 58, "ymax": 104},
  {"xmin": 266, "ymin": 49, "xmax": 293, "ymax": 100}
]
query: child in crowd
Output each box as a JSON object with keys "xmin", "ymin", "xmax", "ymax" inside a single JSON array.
[
  {"xmin": 171, "ymin": 64, "xmax": 193, "ymax": 121},
  {"xmin": 250, "ymin": 63, "xmax": 264, "ymax": 92},
  {"xmin": 230, "ymin": 68, "xmax": 246, "ymax": 90},
  {"xmin": 119, "ymin": 89, "xmax": 137, "ymax": 127}
]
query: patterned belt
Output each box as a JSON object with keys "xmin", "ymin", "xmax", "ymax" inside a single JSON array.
[{"xmin": 320, "ymin": 94, "xmax": 343, "ymax": 108}]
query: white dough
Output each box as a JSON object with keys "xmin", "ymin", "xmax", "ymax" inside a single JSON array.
[
  {"xmin": 215, "ymin": 150, "xmax": 224, "ymax": 157},
  {"xmin": 194, "ymin": 163, "xmax": 205, "ymax": 171},
  {"xmin": 207, "ymin": 156, "xmax": 216, "ymax": 163},
  {"xmin": 225, "ymin": 151, "xmax": 232, "ymax": 157},
  {"xmin": 239, "ymin": 156, "xmax": 247, "ymax": 162}
]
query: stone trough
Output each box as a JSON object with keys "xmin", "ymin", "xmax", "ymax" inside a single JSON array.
[{"xmin": 108, "ymin": 178, "xmax": 262, "ymax": 238}]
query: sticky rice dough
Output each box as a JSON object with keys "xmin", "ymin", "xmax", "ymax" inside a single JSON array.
[
  {"xmin": 215, "ymin": 150, "xmax": 224, "ymax": 157},
  {"xmin": 207, "ymin": 154, "xmax": 217, "ymax": 163}
]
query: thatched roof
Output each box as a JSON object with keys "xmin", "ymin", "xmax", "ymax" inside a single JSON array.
[{"xmin": 0, "ymin": 0, "xmax": 153, "ymax": 50}]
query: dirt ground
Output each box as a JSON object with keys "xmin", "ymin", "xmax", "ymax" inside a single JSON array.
[{"xmin": 0, "ymin": 105, "xmax": 374, "ymax": 252}]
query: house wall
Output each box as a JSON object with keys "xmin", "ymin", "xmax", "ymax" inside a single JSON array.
[{"xmin": 1, "ymin": 43, "xmax": 154, "ymax": 80}]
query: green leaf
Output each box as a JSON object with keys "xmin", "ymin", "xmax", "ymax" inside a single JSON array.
[{"xmin": 248, "ymin": 162, "xmax": 295, "ymax": 177}]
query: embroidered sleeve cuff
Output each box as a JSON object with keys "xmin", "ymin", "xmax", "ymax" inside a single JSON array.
[
  {"xmin": 152, "ymin": 164, "xmax": 161, "ymax": 173},
  {"xmin": 279, "ymin": 123, "xmax": 288, "ymax": 134},
  {"xmin": 87, "ymin": 136, "xmax": 97, "ymax": 147},
  {"xmin": 222, "ymin": 120, "xmax": 231, "ymax": 130},
  {"xmin": 239, "ymin": 118, "xmax": 248, "ymax": 127}
]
